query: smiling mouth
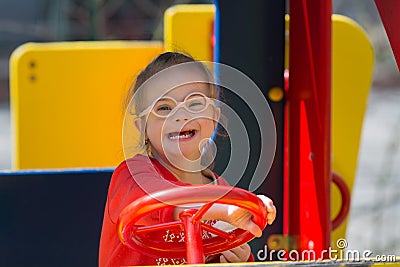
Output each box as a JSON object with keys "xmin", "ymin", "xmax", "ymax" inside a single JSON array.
[{"xmin": 168, "ymin": 130, "xmax": 197, "ymax": 140}]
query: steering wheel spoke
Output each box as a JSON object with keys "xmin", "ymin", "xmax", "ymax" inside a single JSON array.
[
  {"xmin": 192, "ymin": 202, "xmax": 214, "ymax": 222},
  {"xmin": 200, "ymin": 222, "xmax": 235, "ymax": 240},
  {"xmin": 135, "ymin": 221, "xmax": 183, "ymax": 234}
]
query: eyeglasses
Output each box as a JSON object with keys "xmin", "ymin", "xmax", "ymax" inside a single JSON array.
[{"xmin": 136, "ymin": 92, "xmax": 216, "ymax": 118}]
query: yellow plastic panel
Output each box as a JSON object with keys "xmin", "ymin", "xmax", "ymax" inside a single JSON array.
[
  {"xmin": 10, "ymin": 41, "xmax": 163, "ymax": 169},
  {"xmin": 330, "ymin": 15, "xmax": 374, "ymax": 249},
  {"xmin": 164, "ymin": 4, "xmax": 215, "ymax": 61}
]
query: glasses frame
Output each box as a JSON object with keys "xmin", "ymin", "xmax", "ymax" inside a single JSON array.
[{"xmin": 136, "ymin": 92, "xmax": 216, "ymax": 118}]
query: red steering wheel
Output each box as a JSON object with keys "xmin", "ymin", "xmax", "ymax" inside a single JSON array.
[{"xmin": 117, "ymin": 185, "xmax": 268, "ymax": 264}]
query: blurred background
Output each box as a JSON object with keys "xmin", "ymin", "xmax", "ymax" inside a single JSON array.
[{"xmin": 0, "ymin": 0, "xmax": 399, "ymax": 257}]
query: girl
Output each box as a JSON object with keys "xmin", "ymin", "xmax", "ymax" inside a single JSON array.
[{"xmin": 99, "ymin": 52, "xmax": 276, "ymax": 266}]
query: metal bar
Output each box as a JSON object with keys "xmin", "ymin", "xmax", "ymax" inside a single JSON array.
[
  {"xmin": 201, "ymin": 223, "xmax": 235, "ymax": 240},
  {"xmin": 288, "ymin": 0, "xmax": 332, "ymax": 256},
  {"xmin": 192, "ymin": 203, "xmax": 213, "ymax": 223},
  {"xmin": 374, "ymin": 0, "xmax": 400, "ymax": 70},
  {"xmin": 180, "ymin": 209, "xmax": 205, "ymax": 264},
  {"xmin": 135, "ymin": 221, "xmax": 182, "ymax": 234}
]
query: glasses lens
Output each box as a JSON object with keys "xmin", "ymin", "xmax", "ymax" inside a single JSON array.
[
  {"xmin": 185, "ymin": 94, "xmax": 208, "ymax": 112},
  {"xmin": 152, "ymin": 98, "xmax": 177, "ymax": 117}
]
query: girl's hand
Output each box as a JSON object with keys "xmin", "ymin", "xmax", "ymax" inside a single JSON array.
[
  {"xmin": 223, "ymin": 195, "xmax": 276, "ymax": 237},
  {"xmin": 203, "ymin": 195, "xmax": 277, "ymax": 237},
  {"xmin": 257, "ymin": 194, "xmax": 277, "ymax": 225},
  {"xmin": 220, "ymin": 244, "xmax": 251, "ymax": 263}
]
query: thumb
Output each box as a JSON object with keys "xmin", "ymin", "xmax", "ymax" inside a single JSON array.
[{"xmin": 243, "ymin": 219, "xmax": 262, "ymax": 237}]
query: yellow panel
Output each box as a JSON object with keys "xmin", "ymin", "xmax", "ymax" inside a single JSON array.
[
  {"xmin": 164, "ymin": 4, "xmax": 215, "ymax": 61},
  {"xmin": 10, "ymin": 41, "xmax": 163, "ymax": 169},
  {"xmin": 330, "ymin": 14, "xmax": 374, "ymax": 249}
]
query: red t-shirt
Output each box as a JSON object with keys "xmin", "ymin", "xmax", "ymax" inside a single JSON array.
[{"xmin": 99, "ymin": 154, "xmax": 254, "ymax": 266}]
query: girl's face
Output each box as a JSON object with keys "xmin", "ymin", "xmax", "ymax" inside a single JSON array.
[{"xmin": 140, "ymin": 83, "xmax": 219, "ymax": 170}]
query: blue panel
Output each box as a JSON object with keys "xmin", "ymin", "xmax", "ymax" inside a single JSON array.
[{"xmin": 0, "ymin": 169, "xmax": 113, "ymax": 266}]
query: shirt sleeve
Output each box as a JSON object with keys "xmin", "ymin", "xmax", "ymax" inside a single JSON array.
[
  {"xmin": 106, "ymin": 156, "xmax": 178, "ymax": 225},
  {"xmin": 99, "ymin": 156, "xmax": 178, "ymax": 266}
]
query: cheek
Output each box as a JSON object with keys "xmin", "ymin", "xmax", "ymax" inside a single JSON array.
[
  {"xmin": 200, "ymin": 119, "xmax": 217, "ymax": 137},
  {"xmin": 145, "ymin": 120, "xmax": 164, "ymax": 141}
]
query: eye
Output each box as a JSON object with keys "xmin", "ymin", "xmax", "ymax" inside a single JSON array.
[
  {"xmin": 157, "ymin": 105, "xmax": 172, "ymax": 111},
  {"xmin": 155, "ymin": 104, "xmax": 174, "ymax": 116},
  {"xmin": 188, "ymin": 100, "xmax": 203, "ymax": 107},
  {"xmin": 186, "ymin": 95, "xmax": 207, "ymax": 111},
  {"xmin": 153, "ymin": 98, "xmax": 176, "ymax": 116}
]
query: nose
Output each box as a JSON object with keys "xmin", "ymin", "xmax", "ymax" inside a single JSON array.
[{"xmin": 171, "ymin": 106, "xmax": 190, "ymax": 122}]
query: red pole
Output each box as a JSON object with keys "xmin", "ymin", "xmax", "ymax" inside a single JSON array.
[
  {"xmin": 374, "ymin": 0, "xmax": 400, "ymax": 70},
  {"xmin": 288, "ymin": 0, "xmax": 332, "ymax": 257},
  {"xmin": 179, "ymin": 209, "xmax": 205, "ymax": 264}
]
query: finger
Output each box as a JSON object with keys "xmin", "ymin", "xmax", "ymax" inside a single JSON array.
[
  {"xmin": 257, "ymin": 195, "xmax": 274, "ymax": 209},
  {"xmin": 257, "ymin": 195, "xmax": 276, "ymax": 224},
  {"xmin": 220, "ymin": 255, "xmax": 228, "ymax": 263},
  {"xmin": 267, "ymin": 205, "xmax": 277, "ymax": 224},
  {"xmin": 238, "ymin": 244, "xmax": 249, "ymax": 250},
  {"xmin": 228, "ymin": 244, "xmax": 245, "ymax": 256},
  {"xmin": 235, "ymin": 243, "xmax": 251, "ymax": 258},
  {"xmin": 221, "ymin": 250, "xmax": 239, "ymax": 263},
  {"xmin": 220, "ymin": 244, "xmax": 251, "ymax": 263}
]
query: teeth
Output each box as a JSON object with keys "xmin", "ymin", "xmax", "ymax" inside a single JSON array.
[{"xmin": 168, "ymin": 130, "xmax": 195, "ymax": 140}]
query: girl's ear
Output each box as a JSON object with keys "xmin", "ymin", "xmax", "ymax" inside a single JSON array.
[{"xmin": 134, "ymin": 117, "xmax": 142, "ymax": 132}]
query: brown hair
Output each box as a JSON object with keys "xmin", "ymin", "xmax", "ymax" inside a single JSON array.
[{"xmin": 124, "ymin": 52, "xmax": 217, "ymax": 114}]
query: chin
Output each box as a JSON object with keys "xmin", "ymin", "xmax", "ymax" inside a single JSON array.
[{"xmin": 164, "ymin": 149, "xmax": 201, "ymax": 163}]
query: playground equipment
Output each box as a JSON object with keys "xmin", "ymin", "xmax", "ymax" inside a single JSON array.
[
  {"xmin": 2, "ymin": 0, "xmax": 399, "ymax": 266},
  {"xmin": 9, "ymin": 41, "xmax": 162, "ymax": 169}
]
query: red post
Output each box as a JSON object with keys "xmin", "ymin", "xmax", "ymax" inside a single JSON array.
[
  {"xmin": 288, "ymin": 0, "xmax": 332, "ymax": 258},
  {"xmin": 179, "ymin": 209, "xmax": 205, "ymax": 264},
  {"xmin": 374, "ymin": 0, "xmax": 400, "ymax": 70}
]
